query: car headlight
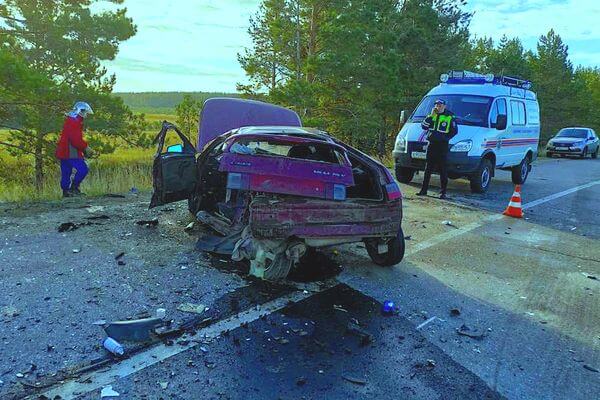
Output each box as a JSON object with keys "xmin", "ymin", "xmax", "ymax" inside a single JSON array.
[
  {"xmin": 395, "ymin": 135, "xmax": 407, "ymax": 153},
  {"xmin": 450, "ymin": 140, "xmax": 472, "ymax": 152}
]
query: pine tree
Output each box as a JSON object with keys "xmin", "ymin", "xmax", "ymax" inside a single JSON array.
[{"xmin": 530, "ymin": 29, "xmax": 578, "ymax": 142}]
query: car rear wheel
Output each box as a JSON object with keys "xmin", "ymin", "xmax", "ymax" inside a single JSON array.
[
  {"xmin": 364, "ymin": 228, "xmax": 405, "ymax": 267},
  {"xmin": 469, "ymin": 158, "xmax": 492, "ymax": 193},
  {"xmin": 580, "ymin": 147, "xmax": 588, "ymax": 159},
  {"xmin": 511, "ymin": 155, "xmax": 531, "ymax": 184},
  {"xmin": 395, "ymin": 166, "xmax": 416, "ymax": 184}
]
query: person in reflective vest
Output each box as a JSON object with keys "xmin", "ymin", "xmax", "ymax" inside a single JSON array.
[{"xmin": 416, "ymin": 99, "xmax": 458, "ymax": 199}]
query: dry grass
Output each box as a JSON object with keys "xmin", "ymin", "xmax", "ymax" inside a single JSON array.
[{"xmin": 0, "ymin": 147, "xmax": 154, "ymax": 202}]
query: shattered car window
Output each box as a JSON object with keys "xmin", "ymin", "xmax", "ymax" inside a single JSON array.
[{"xmin": 231, "ymin": 139, "xmax": 345, "ymax": 165}]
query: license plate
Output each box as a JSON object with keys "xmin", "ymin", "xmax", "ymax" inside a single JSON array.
[{"xmin": 411, "ymin": 151, "xmax": 426, "ymax": 160}]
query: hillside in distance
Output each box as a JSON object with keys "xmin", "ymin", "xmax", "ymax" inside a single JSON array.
[{"xmin": 114, "ymin": 91, "xmax": 238, "ymax": 114}]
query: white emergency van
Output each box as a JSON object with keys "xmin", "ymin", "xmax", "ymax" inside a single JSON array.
[{"xmin": 393, "ymin": 71, "xmax": 540, "ymax": 193}]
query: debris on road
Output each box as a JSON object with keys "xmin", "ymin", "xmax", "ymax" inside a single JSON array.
[
  {"xmin": 72, "ymin": 248, "xmax": 80, "ymax": 253},
  {"xmin": 381, "ymin": 300, "xmax": 399, "ymax": 315},
  {"xmin": 102, "ymin": 337, "xmax": 125, "ymax": 356},
  {"xmin": 115, "ymin": 252, "xmax": 125, "ymax": 260},
  {"xmin": 456, "ymin": 324, "xmax": 486, "ymax": 340},
  {"xmin": 346, "ymin": 321, "xmax": 374, "ymax": 346},
  {"xmin": 184, "ymin": 222, "xmax": 195, "ymax": 232},
  {"xmin": 101, "ymin": 317, "xmax": 165, "ymax": 341},
  {"xmin": 333, "ymin": 304, "xmax": 348, "ymax": 313},
  {"xmin": 101, "ymin": 385, "xmax": 120, "ymax": 398},
  {"xmin": 585, "ymin": 274, "xmax": 597, "ymax": 281},
  {"xmin": 159, "ymin": 381, "xmax": 169, "ymax": 389},
  {"xmin": 296, "ymin": 377, "xmax": 307, "ymax": 386},
  {"xmin": 342, "ymin": 374, "xmax": 367, "ymax": 385},
  {"xmin": 136, "ymin": 218, "xmax": 159, "ymax": 227},
  {"xmin": 58, "ymin": 222, "xmax": 78, "ymax": 232},
  {"xmin": 450, "ymin": 308, "xmax": 461, "ymax": 316},
  {"xmin": 583, "ymin": 364, "xmax": 599, "ymax": 373},
  {"xmin": 176, "ymin": 303, "xmax": 206, "ymax": 315},
  {"xmin": 1, "ymin": 305, "xmax": 19, "ymax": 319},
  {"xmin": 442, "ymin": 220, "xmax": 457, "ymax": 228}
]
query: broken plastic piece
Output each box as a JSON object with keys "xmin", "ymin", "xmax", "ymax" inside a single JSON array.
[
  {"xmin": 102, "ymin": 317, "xmax": 164, "ymax": 341},
  {"xmin": 101, "ymin": 385, "xmax": 120, "ymax": 398},
  {"xmin": 102, "ymin": 337, "xmax": 124, "ymax": 356}
]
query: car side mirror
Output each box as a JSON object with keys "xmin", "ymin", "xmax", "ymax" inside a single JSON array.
[
  {"xmin": 166, "ymin": 143, "xmax": 184, "ymax": 153},
  {"xmin": 495, "ymin": 114, "xmax": 507, "ymax": 130}
]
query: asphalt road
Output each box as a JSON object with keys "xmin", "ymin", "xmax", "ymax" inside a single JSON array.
[
  {"xmin": 405, "ymin": 156, "xmax": 600, "ymax": 238},
  {"xmin": 0, "ymin": 158, "xmax": 598, "ymax": 400}
]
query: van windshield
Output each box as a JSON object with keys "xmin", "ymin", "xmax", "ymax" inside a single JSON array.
[{"xmin": 410, "ymin": 95, "xmax": 493, "ymax": 127}]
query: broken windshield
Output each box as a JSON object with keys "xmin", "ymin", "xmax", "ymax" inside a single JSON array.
[{"xmin": 230, "ymin": 139, "xmax": 345, "ymax": 164}]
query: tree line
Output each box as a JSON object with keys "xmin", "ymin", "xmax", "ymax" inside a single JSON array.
[{"xmin": 238, "ymin": 0, "xmax": 600, "ymax": 157}]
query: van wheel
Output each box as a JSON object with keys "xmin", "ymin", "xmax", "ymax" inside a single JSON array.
[
  {"xmin": 364, "ymin": 228, "xmax": 405, "ymax": 267},
  {"xmin": 469, "ymin": 158, "xmax": 492, "ymax": 193},
  {"xmin": 511, "ymin": 155, "xmax": 530, "ymax": 184},
  {"xmin": 395, "ymin": 166, "xmax": 415, "ymax": 184}
]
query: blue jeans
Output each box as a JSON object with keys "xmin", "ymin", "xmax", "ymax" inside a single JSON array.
[{"xmin": 60, "ymin": 159, "xmax": 88, "ymax": 190}]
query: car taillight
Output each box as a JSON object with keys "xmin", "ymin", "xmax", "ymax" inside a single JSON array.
[{"xmin": 385, "ymin": 182, "xmax": 402, "ymax": 201}]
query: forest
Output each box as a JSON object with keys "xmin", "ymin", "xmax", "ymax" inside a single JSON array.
[{"xmin": 1, "ymin": 0, "xmax": 599, "ymax": 201}]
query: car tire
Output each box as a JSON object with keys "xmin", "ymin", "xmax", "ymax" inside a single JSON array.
[
  {"xmin": 395, "ymin": 166, "xmax": 416, "ymax": 184},
  {"xmin": 469, "ymin": 158, "xmax": 493, "ymax": 193},
  {"xmin": 592, "ymin": 147, "xmax": 599, "ymax": 159},
  {"xmin": 580, "ymin": 147, "xmax": 588, "ymax": 159},
  {"xmin": 511, "ymin": 155, "xmax": 530, "ymax": 185},
  {"xmin": 364, "ymin": 228, "xmax": 405, "ymax": 267}
]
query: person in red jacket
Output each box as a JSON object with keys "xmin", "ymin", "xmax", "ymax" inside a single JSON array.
[{"xmin": 55, "ymin": 102, "xmax": 94, "ymax": 197}]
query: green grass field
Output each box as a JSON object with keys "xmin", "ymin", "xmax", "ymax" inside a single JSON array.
[{"xmin": 0, "ymin": 114, "xmax": 175, "ymax": 202}]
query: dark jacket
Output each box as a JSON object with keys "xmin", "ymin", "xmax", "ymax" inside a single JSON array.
[{"xmin": 421, "ymin": 110, "xmax": 458, "ymax": 143}]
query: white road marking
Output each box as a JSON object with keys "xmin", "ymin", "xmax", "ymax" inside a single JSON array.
[
  {"xmin": 38, "ymin": 282, "xmax": 335, "ymax": 400},
  {"xmin": 522, "ymin": 180, "xmax": 600, "ymax": 209},
  {"xmin": 406, "ymin": 179, "xmax": 600, "ymax": 256},
  {"xmin": 406, "ymin": 215, "xmax": 503, "ymax": 256}
]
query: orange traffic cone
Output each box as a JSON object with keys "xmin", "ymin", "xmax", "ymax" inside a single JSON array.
[{"xmin": 503, "ymin": 185, "xmax": 524, "ymax": 218}]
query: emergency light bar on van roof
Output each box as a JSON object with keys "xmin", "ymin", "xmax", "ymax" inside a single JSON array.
[{"xmin": 440, "ymin": 70, "xmax": 532, "ymax": 90}]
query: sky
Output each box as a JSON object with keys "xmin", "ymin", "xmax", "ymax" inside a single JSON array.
[{"xmin": 101, "ymin": 0, "xmax": 600, "ymax": 93}]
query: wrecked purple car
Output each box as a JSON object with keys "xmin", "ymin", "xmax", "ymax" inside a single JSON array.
[{"xmin": 150, "ymin": 98, "xmax": 404, "ymax": 280}]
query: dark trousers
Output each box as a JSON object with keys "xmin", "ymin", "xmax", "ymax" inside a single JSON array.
[
  {"xmin": 420, "ymin": 142, "xmax": 448, "ymax": 194},
  {"xmin": 60, "ymin": 159, "xmax": 88, "ymax": 190}
]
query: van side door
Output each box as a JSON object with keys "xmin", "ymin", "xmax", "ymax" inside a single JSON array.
[
  {"xmin": 504, "ymin": 99, "xmax": 527, "ymax": 165},
  {"xmin": 488, "ymin": 98, "xmax": 508, "ymax": 167}
]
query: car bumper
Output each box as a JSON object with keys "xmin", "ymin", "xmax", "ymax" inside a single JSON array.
[
  {"xmin": 393, "ymin": 146, "xmax": 481, "ymax": 175},
  {"xmin": 546, "ymin": 146, "xmax": 585, "ymax": 154}
]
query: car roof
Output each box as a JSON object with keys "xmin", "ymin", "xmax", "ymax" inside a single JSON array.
[{"xmin": 428, "ymin": 83, "xmax": 537, "ymax": 100}]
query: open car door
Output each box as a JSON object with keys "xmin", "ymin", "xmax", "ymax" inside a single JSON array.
[{"xmin": 150, "ymin": 121, "xmax": 197, "ymax": 208}]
